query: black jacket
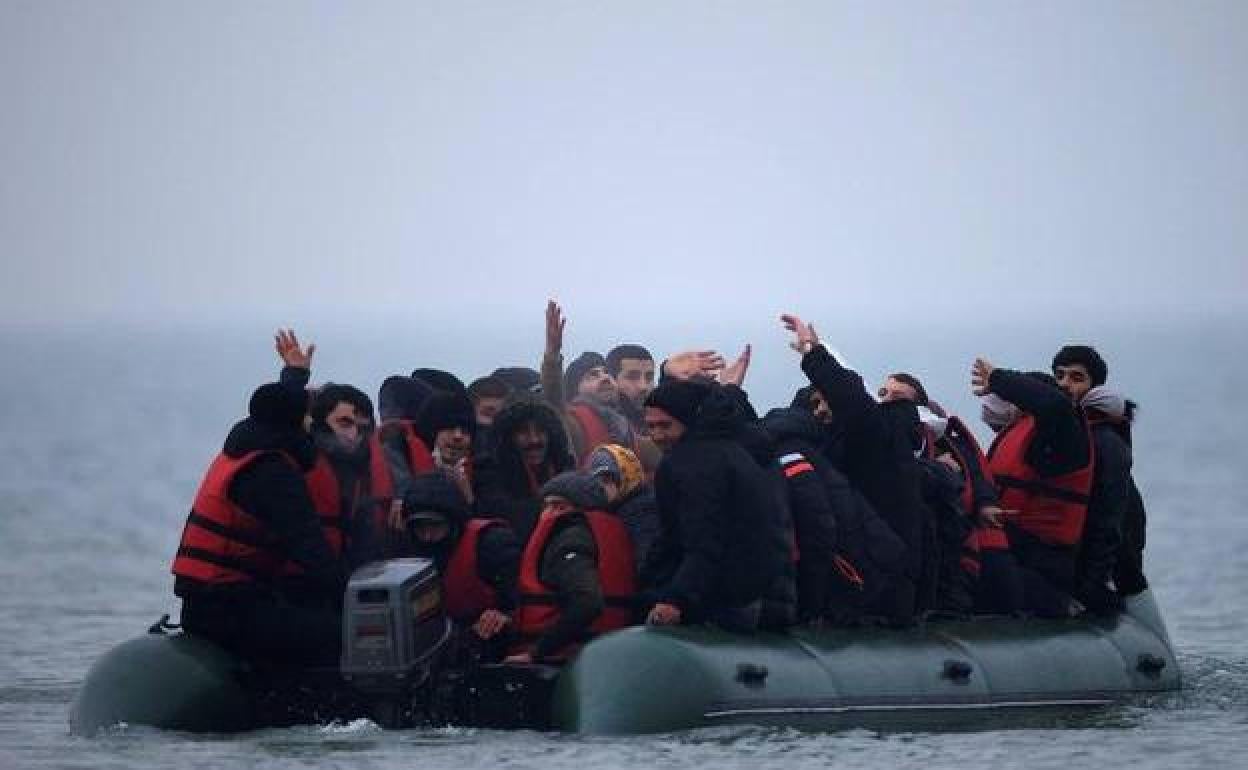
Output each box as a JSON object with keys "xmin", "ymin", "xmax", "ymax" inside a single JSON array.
[
  {"xmin": 800, "ymin": 345, "xmax": 923, "ymax": 581},
  {"xmin": 175, "ymin": 417, "xmax": 345, "ymax": 601},
  {"xmin": 532, "ymin": 515, "xmax": 605, "ymax": 659},
  {"xmin": 641, "ymin": 387, "xmax": 789, "ymax": 619},
  {"xmin": 473, "ymin": 394, "xmax": 575, "ymax": 543},
  {"xmin": 1077, "ymin": 419, "xmax": 1131, "ymax": 612}
]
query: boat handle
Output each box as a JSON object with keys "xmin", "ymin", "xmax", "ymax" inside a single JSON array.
[
  {"xmin": 1136, "ymin": 654, "xmax": 1167, "ymax": 676},
  {"xmin": 942, "ymin": 660, "xmax": 973, "ymax": 682},
  {"xmin": 736, "ymin": 663, "xmax": 769, "ymax": 687}
]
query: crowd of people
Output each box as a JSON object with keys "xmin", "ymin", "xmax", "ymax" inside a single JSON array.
[{"xmin": 170, "ymin": 302, "xmax": 1150, "ymax": 668}]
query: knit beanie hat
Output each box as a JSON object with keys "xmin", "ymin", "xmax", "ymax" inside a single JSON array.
[
  {"xmin": 403, "ymin": 471, "xmax": 470, "ymax": 521},
  {"xmin": 587, "ymin": 443, "xmax": 644, "ymax": 499},
  {"xmin": 644, "ymin": 379, "xmax": 713, "ymax": 429},
  {"xmin": 414, "ymin": 391, "xmax": 476, "ymax": 447},
  {"xmin": 378, "ymin": 375, "xmax": 433, "ymax": 421},
  {"xmin": 411, "ymin": 368, "xmax": 469, "ymax": 399},
  {"xmin": 491, "ymin": 366, "xmax": 542, "ymax": 394},
  {"xmin": 564, "ymin": 352, "xmax": 608, "ymax": 397},
  {"xmin": 249, "ymin": 383, "xmax": 307, "ymax": 431},
  {"xmin": 539, "ymin": 471, "xmax": 608, "ymax": 510}
]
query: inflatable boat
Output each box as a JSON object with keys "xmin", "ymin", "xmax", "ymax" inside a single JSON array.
[{"xmin": 70, "ymin": 559, "xmax": 1180, "ymax": 736}]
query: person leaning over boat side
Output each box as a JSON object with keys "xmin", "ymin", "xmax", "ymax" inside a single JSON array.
[
  {"xmin": 173, "ymin": 382, "xmax": 346, "ymax": 667},
  {"xmin": 398, "ymin": 471, "xmax": 520, "ymax": 659},
  {"xmin": 639, "ymin": 380, "xmax": 789, "ymax": 632},
  {"xmin": 1051, "ymin": 345, "xmax": 1139, "ymax": 611},
  {"xmin": 587, "ymin": 443, "xmax": 660, "ymax": 576},
  {"xmin": 606, "ymin": 344, "xmax": 656, "ymax": 436},
  {"xmin": 504, "ymin": 472, "xmax": 636, "ymax": 663},
  {"xmin": 539, "ymin": 301, "xmax": 660, "ymax": 472},
  {"xmin": 779, "ymin": 314, "xmax": 923, "ymax": 620},
  {"xmin": 974, "ymin": 359, "xmax": 1094, "ymax": 616},
  {"xmin": 877, "ymin": 373, "xmax": 1024, "ymax": 615},
  {"xmin": 472, "ymin": 392, "xmax": 576, "ymax": 544}
]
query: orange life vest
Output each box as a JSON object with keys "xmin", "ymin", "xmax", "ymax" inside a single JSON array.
[
  {"xmin": 513, "ymin": 508, "xmax": 636, "ymax": 659},
  {"xmin": 567, "ymin": 403, "xmax": 639, "ymax": 466},
  {"xmin": 171, "ymin": 450, "xmax": 292, "ymax": 585},
  {"xmin": 376, "ymin": 420, "xmax": 436, "ymax": 477},
  {"xmin": 442, "ymin": 518, "xmax": 507, "ymax": 621},
  {"xmin": 986, "ymin": 414, "xmax": 1095, "ymax": 547},
  {"xmin": 301, "ymin": 436, "xmax": 397, "ymax": 565}
]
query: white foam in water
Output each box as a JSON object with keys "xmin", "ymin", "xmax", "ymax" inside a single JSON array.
[{"xmin": 318, "ymin": 718, "xmax": 380, "ymax": 734}]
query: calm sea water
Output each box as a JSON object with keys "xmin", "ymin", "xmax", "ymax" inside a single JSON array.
[{"xmin": 2, "ymin": 318, "xmax": 1246, "ymax": 769}]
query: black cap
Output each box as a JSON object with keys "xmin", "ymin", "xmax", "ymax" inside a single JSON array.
[
  {"xmin": 248, "ymin": 383, "xmax": 306, "ymax": 431},
  {"xmin": 644, "ymin": 379, "xmax": 713, "ymax": 429}
]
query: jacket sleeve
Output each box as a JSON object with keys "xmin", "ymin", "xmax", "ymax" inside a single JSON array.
[
  {"xmin": 280, "ymin": 365, "xmax": 311, "ymax": 392},
  {"xmin": 988, "ymin": 368, "xmax": 1090, "ymax": 475},
  {"xmin": 231, "ymin": 455, "xmax": 345, "ymax": 594},
  {"xmin": 540, "ymin": 352, "xmax": 566, "ymax": 411},
  {"xmin": 945, "ymin": 431, "xmax": 999, "ymax": 511},
  {"xmin": 532, "ymin": 522, "xmax": 604, "ymax": 660},
  {"xmin": 1078, "ymin": 428, "xmax": 1130, "ymax": 612},
  {"xmin": 800, "ymin": 345, "xmax": 895, "ymax": 470},
  {"xmin": 656, "ymin": 453, "xmax": 729, "ymax": 613},
  {"xmin": 477, "ymin": 525, "xmax": 522, "ymax": 612}
]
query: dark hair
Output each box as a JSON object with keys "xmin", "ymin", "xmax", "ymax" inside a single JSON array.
[
  {"xmin": 1052, "ymin": 345, "xmax": 1108, "ymax": 386},
  {"xmin": 411, "ymin": 368, "xmax": 469, "ymax": 399},
  {"xmin": 468, "ymin": 376, "xmax": 510, "ymax": 402},
  {"xmin": 310, "ymin": 383, "xmax": 375, "ymax": 424},
  {"xmin": 887, "ymin": 372, "xmax": 929, "ymax": 406},
  {"xmin": 606, "ymin": 344, "xmax": 654, "ymax": 377}
]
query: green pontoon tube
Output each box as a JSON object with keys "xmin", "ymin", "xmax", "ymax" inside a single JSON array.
[{"xmin": 71, "ymin": 558, "xmax": 1179, "ymax": 736}]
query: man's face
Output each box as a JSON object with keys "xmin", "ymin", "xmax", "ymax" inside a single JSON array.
[
  {"xmin": 325, "ymin": 402, "xmax": 370, "ymax": 450},
  {"xmin": 809, "ymin": 390, "xmax": 833, "ymax": 425},
  {"xmin": 645, "ymin": 407, "xmax": 686, "ymax": 452},
  {"xmin": 615, "ymin": 358, "xmax": 656, "ymax": 407},
  {"xmin": 1054, "ymin": 363, "xmax": 1093, "ymax": 403},
  {"xmin": 435, "ymin": 426, "xmax": 472, "ymax": 466},
  {"xmin": 511, "ymin": 420, "xmax": 549, "ymax": 467},
  {"xmin": 474, "ymin": 396, "xmax": 505, "ymax": 427},
  {"xmin": 877, "ymin": 377, "xmax": 918, "ymax": 403},
  {"xmin": 577, "ymin": 365, "xmax": 619, "ymax": 404}
]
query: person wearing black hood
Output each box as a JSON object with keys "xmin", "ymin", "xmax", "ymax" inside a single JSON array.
[
  {"xmin": 400, "ymin": 471, "xmax": 520, "ymax": 657},
  {"xmin": 172, "ymin": 382, "xmax": 346, "ymax": 667},
  {"xmin": 374, "ymin": 374, "xmax": 436, "ymax": 510},
  {"xmin": 640, "ymin": 380, "xmax": 789, "ymax": 631},
  {"xmin": 780, "ymin": 314, "xmax": 923, "ymax": 620},
  {"xmin": 761, "ymin": 407, "xmax": 910, "ymax": 623},
  {"xmin": 472, "ymin": 393, "xmax": 576, "ymax": 543}
]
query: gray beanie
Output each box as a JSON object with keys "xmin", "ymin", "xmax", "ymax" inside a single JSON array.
[{"xmin": 539, "ymin": 471, "xmax": 608, "ymax": 510}]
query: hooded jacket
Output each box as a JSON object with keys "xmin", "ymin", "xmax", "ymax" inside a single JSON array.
[
  {"xmin": 641, "ymin": 385, "xmax": 789, "ymax": 619},
  {"xmin": 473, "ymin": 394, "xmax": 575, "ymax": 543}
]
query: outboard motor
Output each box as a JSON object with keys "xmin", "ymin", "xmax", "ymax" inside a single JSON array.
[{"xmin": 341, "ymin": 558, "xmax": 452, "ymax": 726}]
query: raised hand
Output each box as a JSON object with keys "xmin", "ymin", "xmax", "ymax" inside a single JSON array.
[
  {"xmin": 971, "ymin": 357, "xmax": 995, "ymax": 396},
  {"xmin": 664, "ymin": 350, "xmax": 726, "ymax": 381},
  {"xmin": 545, "ymin": 300, "xmax": 566, "ymax": 357},
  {"xmin": 473, "ymin": 609, "xmax": 511, "ymax": 640},
  {"xmin": 780, "ymin": 314, "xmax": 819, "ymax": 354},
  {"xmin": 719, "ymin": 344, "xmax": 752, "ymax": 387},
  {"xmin": 274, "ymin": 328, "xmax": 315, "ymax": 370}
]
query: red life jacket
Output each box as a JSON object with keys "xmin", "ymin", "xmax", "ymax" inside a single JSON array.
[
  {"xmin": 442, "ymin": 518, "xmax": 506, "ymax": 621},
  {"xmin": 171, "ymin": 450, "xmax": 292, "ymax": 585},
  {"xmin": 567, "ymin": 403, "xmax": 639, "ymax": 466},
  {"xmin": 513, "ymin": 508, "xmax": 636, "ymax": 659},
  {"xmin": 376, "ymin": 420, "xmax": 436, "ymax": 476},
  {"xmin": 986, "ymin": 413, "xmax": 1095, "ymax": 547},
  {"xmin": 300, "ymin": 436, "xmax": 398, "ymax": 566},
  {"xmin": 942, "ymin": 416, "xmax": 1008, "ymax": 555}
]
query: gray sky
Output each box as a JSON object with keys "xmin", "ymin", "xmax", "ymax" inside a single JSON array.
[{"xmin": 2, "ymin": 1, "xmax": 1245, "ymax": 329}]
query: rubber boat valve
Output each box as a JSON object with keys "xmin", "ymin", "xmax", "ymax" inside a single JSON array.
[
  {"xmin": 735, "ymin": 663, "xmax": 770, "ymax": 688},
  {"xmin": 1136, "ymin": 654, "xmax": 1167, "ymax": 677},
  {"xmin": 941, "ymin": 660, "xmax": 973, "ymax": 683}
]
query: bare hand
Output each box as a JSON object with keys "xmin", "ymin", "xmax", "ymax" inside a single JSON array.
[
  {"xmin": 275, "ymin": 329, "xmax": 315, "ymax": 369},
  {"xmin": 545, "ymin": 300, "xmax": 566, "ymax": 357},
  {"xmin": 387, "ymin": 499, "xmax": 404, "ymax": 532},
  {"xmin": 780, "ymin": 314, "xmax": 820, "ymax": 355},
  {"xmin": 664, "ymin": 350, "xmax": 726, "ymax": 381},
  {"xmin": 503, "ymin": 651, "xmax": 533, "ymax": 664},
  {"xmin": 971, "ymin": 358, "xmax": 995, "ymax": 396},
  {"xmin": 718, "ymin": 344, "xmax": 752, "ymax": 387},
  {"xmin": 473, "ymin": 609, "xmax": 511, "ymax": 639},
  {"xmin": 646, "ymin": 602, "xmax": 682, "ymax": 626},
  {"xmin": 977, "ymin": 505, "xmax": 1016, "ymax": 528}
]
